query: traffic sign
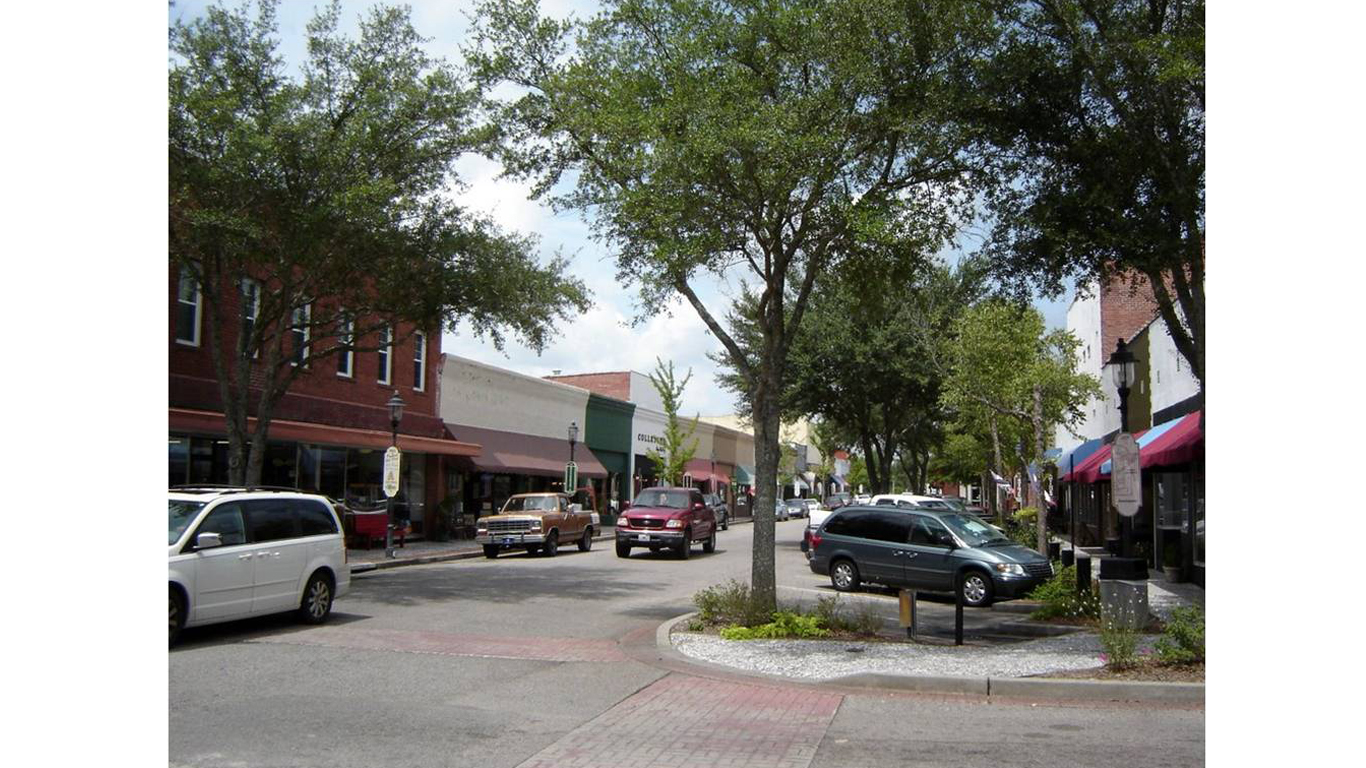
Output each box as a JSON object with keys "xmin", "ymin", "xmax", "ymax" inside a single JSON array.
[
  {"xmin": 383, "ymin": 446, "xmax": 402, "ymax": 498},
  {"xmin": 1111, "ymin": 434, "xmax": 1141, "ymax": 517},
  {"xmin": 563, "ymin": 461, "xmax": 577, "ymax": 492}
]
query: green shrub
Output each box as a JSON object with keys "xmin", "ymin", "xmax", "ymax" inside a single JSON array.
[
  {"xmin": 1027, "ymin": 565, "xmax": 1100, "ymax": 620},
  {"xmin": 1004, "ymin": 507, "xmax": 1040, "ymax": 548},
  {"xmin": 1099, "ymin": 615, "xmax": 1140, "ymax": 670},
  {"xmin": 1154, "ymin": 605, "xmax": 1204, "ymax": 664},
  {"xmin": 720, "ymin": 611, "xmax": 829, "ymax": 640},
  {"xmin": 693, "ymin": 580, "xmax": 769, "ymax": 627}
]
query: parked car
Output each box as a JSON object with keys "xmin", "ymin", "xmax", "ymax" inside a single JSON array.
[
  {"xmin": 168, "ymin": 487, "xmax": 352, "ymax": 645},
  {"xmin": 476, "ymin": 492, "xmax": 594, "ymax": 558},
  {"xmin": 615, "ymin": 487, "xmax": 717, "ymax": 559},
  {"xmin": 784, "ymin": 499, "xmax": 808, "ymax": 519},
  {"xmin": 800, "ymin": 498, "xmax": 824, "ymax": 517},
  {"xmin": 825, "ymin": 492, "xmax": 853, "ymax": 510},
  {"xmin": 775, "ymin": 499, "xmax": 791, "ymax": 521},
  {"xmin": 807, "ymin": 506, "xmax": 1053, "ymax": 607},
  {"xmin": 801, "ymin": 505, "xmax": 837, "ymax": 553},
  {"xmin": 703, "ymin": 492, "xmax": 730, "ymax": 530},
  {"xmin": 870, "ymin": 493, "xmax": 954, "ymax": 511}
]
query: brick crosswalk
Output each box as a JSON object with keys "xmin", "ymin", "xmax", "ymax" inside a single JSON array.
[
  {"xmin": 258, "ymin": 626, "xmax": 627, "ymax": 663},
  {"xmin": 515, "ymin": 674, "xmax": 843, "ymax": 768}
]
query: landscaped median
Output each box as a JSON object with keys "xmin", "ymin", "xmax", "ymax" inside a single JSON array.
[{"xmin": 656, "ymin": 579, "xmax": 1203, "ymax": 704}]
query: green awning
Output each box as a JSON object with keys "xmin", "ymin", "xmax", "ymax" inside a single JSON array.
[
  {"xmin": 733, "ymin": 464, "xmax": 755, "ymax": 485},
  {"xmin": 589, "ymin": 448, "xmax": 629, "ymax": 475}
]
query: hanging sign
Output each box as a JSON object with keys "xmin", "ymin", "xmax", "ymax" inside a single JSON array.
[
  {"xmin": 383, "ymin": 446, "xmax": 402, "ymax": 498},
  {"xmin": 1111, "ymin": 434, "xmax": 1141, "ymax": 517},
  {"xmin": 564, "ymin": 461, "xmax": 578, "ymax": 492}
]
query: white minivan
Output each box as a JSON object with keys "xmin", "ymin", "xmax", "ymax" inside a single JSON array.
[{"xmin": 169, "ymin": 488, "xmax": 351, "ymax": 645}]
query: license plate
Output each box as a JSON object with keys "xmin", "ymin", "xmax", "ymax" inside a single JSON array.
[
  {"xmin": 502, "ymin": 537, "xmax": 514, "ymax": 545},
  {"xmin": 637, "ymin": 534, "xmax": 651, "ymax": 541}
]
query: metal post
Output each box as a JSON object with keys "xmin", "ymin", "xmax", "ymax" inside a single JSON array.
[
  {"xmin": 385, "ymin": 417, "xmax": 397, "ymax": 559},
  {"xmin": 954, "ymin": 587, "xmax": 964, "ymax": 646}
]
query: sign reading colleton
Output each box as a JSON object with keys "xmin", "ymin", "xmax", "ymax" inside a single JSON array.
[
  {"xmin": 383, "ymin": 446, "xmax": 402, "ymax": 498},
  {"xmin": 1110, "ymin": 434, "xmax": 1141, "ymax": 518}
]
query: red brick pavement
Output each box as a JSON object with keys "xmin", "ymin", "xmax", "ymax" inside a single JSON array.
[
  {"xmin": 259, "ymin": 626, "xmax": 627, "ymax": 663},
  {"xmin": 515, "ymin": 674, "xmax": 843, "ymax": 768}
]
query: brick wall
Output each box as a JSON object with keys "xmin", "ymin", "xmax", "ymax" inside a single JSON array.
[
  {"xmin": 1099, "ymin": 273, "xmax": 1161, "ymax": 353},
  {"xmin": 169, "ymin": 264, "xmax": 441, "ymax": 435},
  {"xmin": 543, "ymin": 372, "xmax": 632, "ymax": 401}
]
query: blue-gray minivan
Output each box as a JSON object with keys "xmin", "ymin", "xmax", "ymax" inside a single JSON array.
[{"xmin": 807, "ymin": 506, "xmax": 1053, "ymax": 607}]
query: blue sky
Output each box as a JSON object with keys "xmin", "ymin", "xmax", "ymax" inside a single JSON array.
[{"xmin": 169, "ymin": 0, "xmax": 1072, "ymax": 416}]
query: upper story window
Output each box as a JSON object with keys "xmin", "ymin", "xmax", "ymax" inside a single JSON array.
[
  {"xmin": 337, "ymin": 313, "xmax": 354, "ymax": 378},
  {"xmin": 175, "ymin": 266, "xmax": 201, "ymax": 346},
  {"xmin": 240, "ymin": 278, "xmax": 261, "ymax": 356},
  {"xmin": 413, "ymin": 331, "xmax": 426, "ymax": 391},
  {"xmin": 291, "ymin": 303, "xmax": 311, "ymax": 367},
  {"xmin": 377, "ymin": 325, "xmax": 393, "ymax": 385}
]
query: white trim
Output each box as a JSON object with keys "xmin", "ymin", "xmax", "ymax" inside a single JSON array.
[
  {"xmin": 413, "ymin": 330, "xmax": 426, "ymax": 392},
  {"xmin": 377, "ymin": 325, "xmax": 392, "ymax": 385},
  {"xmin": 175, "ymin": 266, "xmax": 201, "ymax": 347}
]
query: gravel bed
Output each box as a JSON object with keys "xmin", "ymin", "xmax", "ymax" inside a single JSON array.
[{"xmin": 673, "ymin": 631, "xmax": 1162, "ymax": 680}]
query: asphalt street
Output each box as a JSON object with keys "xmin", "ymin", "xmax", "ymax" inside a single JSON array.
[{"xmin": 169, "ymin": 517, "xmax": 1204, "ymax": 768}]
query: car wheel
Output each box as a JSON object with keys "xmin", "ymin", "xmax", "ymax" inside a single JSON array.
[
  {"xmin": 615, "ymin": 541, "xmax": 631, "ymax": 558},
  {"xmin": 721, "ymin": 515, "xmax": 729, "ymax": 531},
  {"xmin": 959, "ymin": 570, "xmax": 994, "ymax": 608},
  {"xmin": 298, "ymin": 571, "xmax": 334, "ymax": 624},
  {"xmin": 677, "ymin": 530, "xmax": 692, "ymax": 560},
  {"xmin": 578, "ymin": 527, "xmax": 593, "ymax": 551},
  {"xmin": 543, "ymin": 531, "xmax": 559, "ymax": 557},
  {"xmin": 703, "ymin": 530, "xmax": 716, "ymax": 554},
  {"xmin": 830, "ymin": 559, "xmax": 861, "ymax": 592},
  {"xmin": 483, "ymin": 545, "xmax": 499, "ymax": 559},
  {"xmin": 169, "ymin": 587, "xmax": 185, "ymax": 646}
]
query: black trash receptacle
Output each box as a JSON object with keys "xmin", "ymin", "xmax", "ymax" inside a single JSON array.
[
  {"xmin": 1075, "ymin": 554, "xmax": 1091, "ymax": 593},
  {"xmin": 1061, "ymin": 548, "xmax": 1074, "ymax": 567},
  {"xmin": 1047, "ymin": 541, "xmax": 1061, "ymax": 561},
  {"xmin": 1105, "ymin": 537, "xmax": 1123, "ymax": 556}
]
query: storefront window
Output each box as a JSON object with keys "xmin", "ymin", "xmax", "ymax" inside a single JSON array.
[
  {"xmin": 347, "ymin": 448, "xmax": 385, "ymax": 508},
  {"xmin": 402, "ymin": 454, "xmax": 426, "ymax": 534},
  {"xmin": 1193, "ymin": 463, "xmax": 1205, "ymax": 567},
  {"xmin": 169, "ymin": 436, "xmax": 189, "ymax": 486},
  {"xmin": 1154, "ymin": 472, "xmax": 1189, "ymax": 528},
  {"xmin": 189, "ymin": 437, "xmax": 229, "ymax": 485},
  {"xmin": 261, "ymin": 443, "xmax": 298, "ymax": 488},
  {"xmin": 319, "ymin": 447, "xmax": 346, "ymax": 500}
]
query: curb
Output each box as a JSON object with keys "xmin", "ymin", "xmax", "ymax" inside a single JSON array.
[
  {"xmin": 656, "ymin": 612, "xmax": 1203, "ymax": 705},
  {"xmin": 350, "ymin": 530, "xmax": 618, "ymax": 574}
]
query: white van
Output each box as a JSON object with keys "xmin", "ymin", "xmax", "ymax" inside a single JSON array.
[{"xmin": 169, "ymin": 488, "xmax": 351, "ymax": 644}]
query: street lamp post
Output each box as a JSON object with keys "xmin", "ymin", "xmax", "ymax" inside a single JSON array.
[
  {"xmin": 384, "ymin": 390, "xmax": 405, "ymax": 559},
  {"xmin": 567, "ymin": 421, "xmax": 578, "ymax": 491},
  {"xmin": 1107, "ymin": 338, "xmax": 1136, "ymax": 555}
]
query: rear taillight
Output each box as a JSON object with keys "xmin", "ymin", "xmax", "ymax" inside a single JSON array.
[{"xmin": 809, "ymin": 532, "xmax": 822, "ymax": 549}]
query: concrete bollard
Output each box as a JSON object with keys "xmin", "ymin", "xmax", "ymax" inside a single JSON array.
[{"xmin": 1099, "ymin": 579, "xmax": 1149, "ymax": 631}]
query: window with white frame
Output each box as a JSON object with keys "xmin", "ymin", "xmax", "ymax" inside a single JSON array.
[
  {"xmin": 240, "ymin": 278, "xmax": 261, "ymax": 356},
  {"xmin": 413, "ymin": 331, "xmax": 426, "ymax": 391},
  {"xmin": 337, "ymin": 313, "xmax": 354, "ymax": 378},
  {"xmin": 291, "ymin": 303, "xmax": 311, "ymax": 366},
  {"xmin": 175, "ymin": 266, "xmax": 201, "ymax": 346},
  {"xmin": 377, "ymin": 325, "xmax": 392, "ymax": 385}
]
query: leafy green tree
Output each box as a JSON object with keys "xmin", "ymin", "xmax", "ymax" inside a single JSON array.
[
  {"xmin": 943, "ymin": 301, "xmax": 1100, "ymax": 552},
  {"xmin": 170, "ymin": 0, "xmax": 590, "ymax": 485},
  {"xmin": 468, "ymin": 0, "xmax": 990, "ymax": 611},
  {"xmin": 644, "ymin": 359, "xmax": 700, "ymax": 485},
  {"xmin": 929, "ymin": 431, "xmax": 990, "ymax": 489},
  {"xmin": 975, "ymin": 0, "xmax": 1205, "ymax": 388}
]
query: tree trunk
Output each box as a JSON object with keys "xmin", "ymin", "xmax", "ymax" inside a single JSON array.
[
  {"xmin": 1033, "ymin": 384, "xmax": 1048, "ymax": 555},
  {"xmin": 989, "ymin": 415, "xmax": 1004, "ymax": 526},
  {"xmin": 750, "ymin": 377, "xmax": 781, "ymax": 615}
]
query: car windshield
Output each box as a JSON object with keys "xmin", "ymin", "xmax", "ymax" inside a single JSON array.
[
  {"xmin": 939, "ymin": 513, "xmax": 1010, "ymax": 547},
  {"xmin": 643, "ymin": 490, "xmax": 692, "ymax": 509},
  {"xmin": 785, "ymin": 500, "xmax": 804, "ymax": 508},
  {"xmin": 940, "ymin": 499, "xmax": 966, "ymax": 512},
  {"xmin": 169, "ymin": 500, "xmax": 206, "ymax": 545},
  {"xmin": 502, "ymin": 496, "xmax": 558, "ymax": 513}
]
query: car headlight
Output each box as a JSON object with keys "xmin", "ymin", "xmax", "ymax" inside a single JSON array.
[
  {"xmin": 994, "ymin": 563, "xmax": 1025, "ymax": 576},
  {"xmin": 666, "ymin": 519, "xmax": 683, "ymax": 529},
  {"xmin": 529, "ymin": 519, "xmax": 542, "ymax": 531}
]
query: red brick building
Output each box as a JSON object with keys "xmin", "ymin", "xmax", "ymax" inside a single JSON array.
[{"xmin": 168, "ymin": 264, "xmax": 479, "ymax": 536}]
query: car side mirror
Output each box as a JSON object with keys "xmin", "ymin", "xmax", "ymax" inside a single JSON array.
[
  {"xmin": 936, "ymin": 533, "xmax": 956, "ymax": 548},
  {"xmin": 195, "ymin": 532, "xmax": 223, "ymax": 550},
  {"xmin": 693, "ymin": 502, "xmax": 705, "ymax": 511}
]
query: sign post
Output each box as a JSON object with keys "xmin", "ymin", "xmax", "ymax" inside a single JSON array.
[
  {"xmin": 563, "ymin": 461, "xmax": 578, "ymax": 494},
  {"xmin": 383, "ymin": 446, "xmax": 401, "ymax": 557}
]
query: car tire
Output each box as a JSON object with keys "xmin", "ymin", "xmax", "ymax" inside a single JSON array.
[
  {"xmin": 959, "ymin": 570, "xmax": 994, "ymax": 608},
  {"xmin": 525, "ymin": 545, "xmax": 541, "ymax": 556},
  {"xmin": 703, "ymin": 530, "xmax": 716, "ymax": 554},
  {"xmin": 721, "ymin": 515, "xmax": 729, "ymax": 531},
  {"xmin": 483, "ymin": 545, "xmax": 499, "ymax": 559},
  {"xmin": 615, "ymin": 541, "xmax": 631, "ymax": 558},
  {"xmin": 578, "ymin": 527, "xmax": 593, "ymax": 551},
  {"xmin": 298, "ymin": 571, "xmax": 334, "ymax": 625},
  {"xmin": 677, "ymin": 530, "xmax": 691, "ymax": 560},
  {"xmin": 830, "ymin": 559, "xmax": 861, "ymax": 592},
  {"xmin": 169, "ymin": 587, "xmax": 185, "ymax": 646},
  {"xmin": 543, "ymin": 531, "xmax": 559, "ymax": 557}
]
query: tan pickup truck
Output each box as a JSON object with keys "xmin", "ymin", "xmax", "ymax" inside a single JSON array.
[{"xmin": 476, "ymin": 492, "xmax": 594, "ymax": 558}]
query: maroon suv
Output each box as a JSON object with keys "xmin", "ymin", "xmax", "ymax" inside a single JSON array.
[{"xmin": 615, "ymin": 487, "xmax": 717, "ymax": 559}]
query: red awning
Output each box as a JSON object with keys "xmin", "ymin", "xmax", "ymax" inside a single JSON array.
[
  {"xmin": 1141, "ymin": 411, "xmax": 1204, "ymax": 468},
  {"xmin": 169, "ymin": 408, "xmax": 481, "ymax": 457},
  {"xmin": 444, "ymin": 424, "xmax": 607, "ymax": 478},
  {"xmin": 684, "ymin": 458, "xmax": 733, "ymax": 485},
  {"xmin": 1062, "ymin": 443, "xmax": 1110, "ymax": 484}
]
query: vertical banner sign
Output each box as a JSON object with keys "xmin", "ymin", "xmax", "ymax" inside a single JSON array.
[
  {"xmin": 564, "ymin": 461, "xmax": 578, "ymax": 492},
  {"xmin": 383, "ymin": 446, "xmax": 402, "ymax": 498},
  {"xmin": 1111, "ymin": 434, "xmax": 1141, "ymax": 518}
]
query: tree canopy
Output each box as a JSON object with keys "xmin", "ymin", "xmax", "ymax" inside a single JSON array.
[
  {"xmin": 170, "ymin": 0, "xmax": 590, "ymax": 484},
  {"xmin": 644, "ymin": 358, "xmax": 700, "ymax": 485}
]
